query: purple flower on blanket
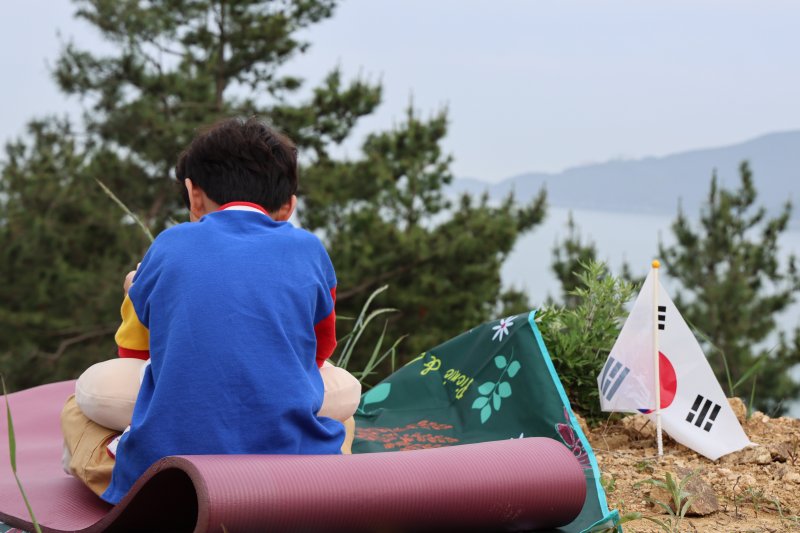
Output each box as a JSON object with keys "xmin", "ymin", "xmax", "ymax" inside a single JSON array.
[{"xmin": 555, "ymin": 407, "xmax": 591, "ymax": 469}]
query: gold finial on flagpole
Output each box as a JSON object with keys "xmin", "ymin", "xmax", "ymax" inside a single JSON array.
[{"xmin": 652, "ymin": 260, "xmax": 660, "ymax": 269}]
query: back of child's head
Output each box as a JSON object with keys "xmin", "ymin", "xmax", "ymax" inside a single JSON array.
[{"xmin": 175, "ymin": 117, "xmax": 298, "ymax": 212}]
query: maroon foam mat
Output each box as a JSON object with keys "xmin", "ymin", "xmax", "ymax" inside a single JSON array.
[{"xmin": 1, "ymin": 381, "xmax": 586, "ymax": 532}]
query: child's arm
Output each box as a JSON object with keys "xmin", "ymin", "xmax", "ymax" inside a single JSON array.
[
  {"xmin": 115, "ymin": 294, "xmax": 150, "ymax": 360},
  {"xmin": 116, "ymin": 263, "xmax": 150, "ymax": 360},
  {"xmin": 314, "ymin": 286, "xmax": 336, "ymax": 368}
]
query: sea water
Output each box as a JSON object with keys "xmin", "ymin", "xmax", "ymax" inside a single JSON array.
[{"xmin": 501, "ymin": 206, "xmax": 800, "ymax": 415}]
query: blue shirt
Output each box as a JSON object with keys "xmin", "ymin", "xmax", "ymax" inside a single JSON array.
[{"xmin": 102, "ymin": 207, "xmax": 344, "ymax": 504}]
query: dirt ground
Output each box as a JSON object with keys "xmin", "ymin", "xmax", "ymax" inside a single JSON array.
[{"xmin": 584, "ymin": 399, "xmax": 800, "ymax": 532}]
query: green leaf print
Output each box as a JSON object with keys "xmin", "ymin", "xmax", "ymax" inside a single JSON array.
[
  {"xmin": 471, "ymin": 348, "xmax": 522, "ymax": 424},
  {"xmin": 362, "ymin": 383, "xmax": 391, "ymax": 407},
  {"xmin": 472, "ymin": 396, "xmax": 489, "ymax": 409},
  {"xmin": 477, "ymin": 381, "xmax": 494, "ymax": 395},
  {"xmin": 480, "ymin": 404, "xmax": 492, "ymax": 424}
]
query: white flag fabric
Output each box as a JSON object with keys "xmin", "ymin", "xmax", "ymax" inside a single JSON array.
[{"xmin": 597, "ymin": 270, "xmax": 752, "ymax": 460}]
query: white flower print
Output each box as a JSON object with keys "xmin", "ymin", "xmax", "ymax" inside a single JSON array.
[{"xmin": 491, "ymin": 316, "xmax": 515, "ymax": 342}]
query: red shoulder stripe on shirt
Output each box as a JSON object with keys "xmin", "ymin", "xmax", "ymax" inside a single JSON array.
[
  {"xmin": 118, "ymin": 347, "xmax": 150, "ymax": 360},
  {"xmin": 314, "ymin": 287, "xmax": 337, "ymax": 368}
]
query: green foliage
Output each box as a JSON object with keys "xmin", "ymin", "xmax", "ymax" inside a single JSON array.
[
  {"xmin": 600, "ymin": 474, "xmax": 617, "ymax": 494},
  {"xmin": 772, "ymin": 497, "xmax": 800, "ymax": 528},
  {"xmin": 592, "ymin": 511, "xmax": 642, "ymax": 533},
  {"xmin": 0, "ymin": 119, "xmax": 149, "ymax": 391},
  {"xmin": 537, "ymin": 261, "xmax": 637, "ymax": 421},
  {"xmin": 334, "ymin": 285, "xmax": 406, "ymax": 387},
  {"xmin": 307, "ymin": 105, "xmax": 547, "ymax": 362},
  {"xmin": 659, "ymin": 162, "xmax": 800, "ymax": 414},
  {"xmin": 635, "ymin": 470, "xmax": 698, "ymax": 533},
  {"xmin": 0, "ymin": 0, "xmax": 379, "ymax": 391},
  {"xmin": 635, "ymin": 459, "xmax": 656, "ymax": 474},
  {"xmin": 551, "ymin": 212, "xmax": 597, "ymax": 307},
  {"xmin": 1, "ymin": 1, "xmax": 545, "ymax": 389},
  {"xmin": 51, "ymin": 0, "xmax": 382, "ymax": 230}
]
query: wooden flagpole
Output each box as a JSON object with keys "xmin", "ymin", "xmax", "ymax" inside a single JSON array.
[{"xmin": 652, "ymin": 260, "xmax": 664, "ymax": 457}]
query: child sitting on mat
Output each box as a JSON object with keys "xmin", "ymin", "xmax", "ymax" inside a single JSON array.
[{"xmin": 60, "ymin": 117, "xmax": 360, "ymax": 503}]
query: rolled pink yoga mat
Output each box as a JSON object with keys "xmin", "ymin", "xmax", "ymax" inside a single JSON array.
[{"xmin": 1, "ymin": 381, "xmax": 586, "ymax": 532}]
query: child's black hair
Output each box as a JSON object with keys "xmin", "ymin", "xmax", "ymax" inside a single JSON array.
[{"xmin": 175, "ymin": 117, "xmax": 298, "ymax": 212}]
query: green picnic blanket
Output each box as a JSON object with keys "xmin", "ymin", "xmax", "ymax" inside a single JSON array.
[{"xmin": 353, "ymin": 310, "xmax": 619, "ymax": 533}]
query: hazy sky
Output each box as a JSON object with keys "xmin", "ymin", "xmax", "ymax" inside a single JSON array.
[{"xmin": 1, "ymin": 0, "xmax": 798, "ymax": 182}]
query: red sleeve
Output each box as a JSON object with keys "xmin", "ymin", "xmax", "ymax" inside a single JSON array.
[
  {"xmin": 314, "ymin": 287, "xmax": 337, "ymax": 368},
  {"xmin": 118, "ymin": 347, "xmax": 151, "ymax": 360}
]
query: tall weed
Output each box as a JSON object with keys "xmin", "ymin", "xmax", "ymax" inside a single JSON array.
[
  {"xmin": 2, "ymin": 376, "xmax": 42, "ymax": 533},
  {"xmin": 334, "ymin": 285, "xmax": 406, "ymax": 388}
]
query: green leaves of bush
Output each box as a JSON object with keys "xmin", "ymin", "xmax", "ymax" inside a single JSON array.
[{"xmin": 537, "ymin": 261, "xmax": 636, "ymax": 423}]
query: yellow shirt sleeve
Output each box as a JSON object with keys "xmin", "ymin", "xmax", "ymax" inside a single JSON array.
[{"xmin": 115, "ymin": 294, "xmax": 150, "ymax": 359}]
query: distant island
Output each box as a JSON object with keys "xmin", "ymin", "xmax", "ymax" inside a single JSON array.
[{"xmin": 451, "ymin": 131, "xmax": 800, "ymax": 224}]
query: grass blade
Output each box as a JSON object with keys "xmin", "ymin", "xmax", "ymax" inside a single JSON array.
[
  {"xmin": 341, "ymin": 308, "xmax": 397, "ymax": 367},
  {"xmin": 3, "ymin": 376, "xmax": 43, "ymax": 533},
  {"xmin": 337, "ymin": 287, "xmax": 390, "ymax": 365},
  {"xmin": 333, "ymin": 285, "xmax": 407, "ymax": 385},
  {"xmin": 748, "ymin": 374, "xmax": 758, "ymax": 419},
  {"xmin": 359, "ymin": 319, "xmax": 390, "ymax": 379},
  {"xmin": 95, "ymin": 179, "xmax": 154, "ymax": 243},
  {"xmin": 338, "ymin": 307, "xmax": 397, "ymax": 370},
  {"xmin": 733, "ymin": 353, "xmax": 766, "ymax": 390},
  {"xmin": 359, "ymin": 330, "xmax": 409, "ymax": 381}
]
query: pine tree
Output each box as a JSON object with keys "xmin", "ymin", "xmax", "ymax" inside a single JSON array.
[
  {"xmin": 551, "ymin": 212, "xmax": 597, "ymax": 307},
  {"xmin": 1, "ymin": 0, "xmax": 380, "ymax": 390},
  {"xmin": 658, "ymin": 162, "xmax": 800, "ymax": 414},
  {"xmin": 1, "ymin": 0, "xmax": 546, "ymax": 387},
  {"xmin": 53, "ymin": 0, "xmax": 380, "ymax": 228},
  {"xmin": 303, "ymin": 105, "xmax": 546, "ymax": 360},
  {"xmin": 0, "ymin": 119, "xmax": 150, "ymax": 388}
]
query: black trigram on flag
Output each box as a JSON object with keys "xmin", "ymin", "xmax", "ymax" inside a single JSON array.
[
  {"xmin": 600, "ymin": 357, "xmax": 630, "ymax": 401},
  {"xmin": 685, "ymin": 394, "xmax": 721, "ymax": 432},
  {"xmin": 658, "ymin": 305, "xmax": 666, "ymax": 330}
]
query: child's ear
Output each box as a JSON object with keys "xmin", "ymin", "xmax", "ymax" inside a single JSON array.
[
  {"xmin": 272, "ymin": 195, "xmax": 297, "ymax": 221},
  {"xmin": 185, "ymin": 179, "xmax": 203, "ymax": 221},
  {"xmin": 185, "ymin": 179, "xmax": 219, "ymax": 221}
]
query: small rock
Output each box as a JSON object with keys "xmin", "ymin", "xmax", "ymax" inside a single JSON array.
[
  {"xmin": 737, "ymin": 473, "xmax": 758, "ymax": 487},
  {"xmin": 770, "ymin": 442, "xmax": 793, "ymax": 463},
  {"xmin": 728, "ymin": 397, "xmax": 747, "ymax": 424},
  {"xmin": 785, "ymin": 472, "xmax": 800, "ymax": 484},
  {"xmin": 773, "ymin": 464, "xmax": 789, "ymax": 480},
  {"xmin": 723, "ymin": 472, "xmax": 739, "ymax": 484},
  {"xmin": 597, "ymin": 434, "xmax": 630, "ymax": 451},
  {"xmin": 720, "ymin": 445, "xmax": 772, "ymax": 465},
  {"xmin": 621, "ymin": 414, "xmax": 655, "ymax": 440},
  {"xmin": 644, "ymin": 486, "xmax": 673, "ymax": 515},
  {"xmin": 677, "ymin": 467, "xmax": 720, "ymax": 516},
  {"xmin": 644, "ymin": 469, "xmax": 719, "ymax": 517}
]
